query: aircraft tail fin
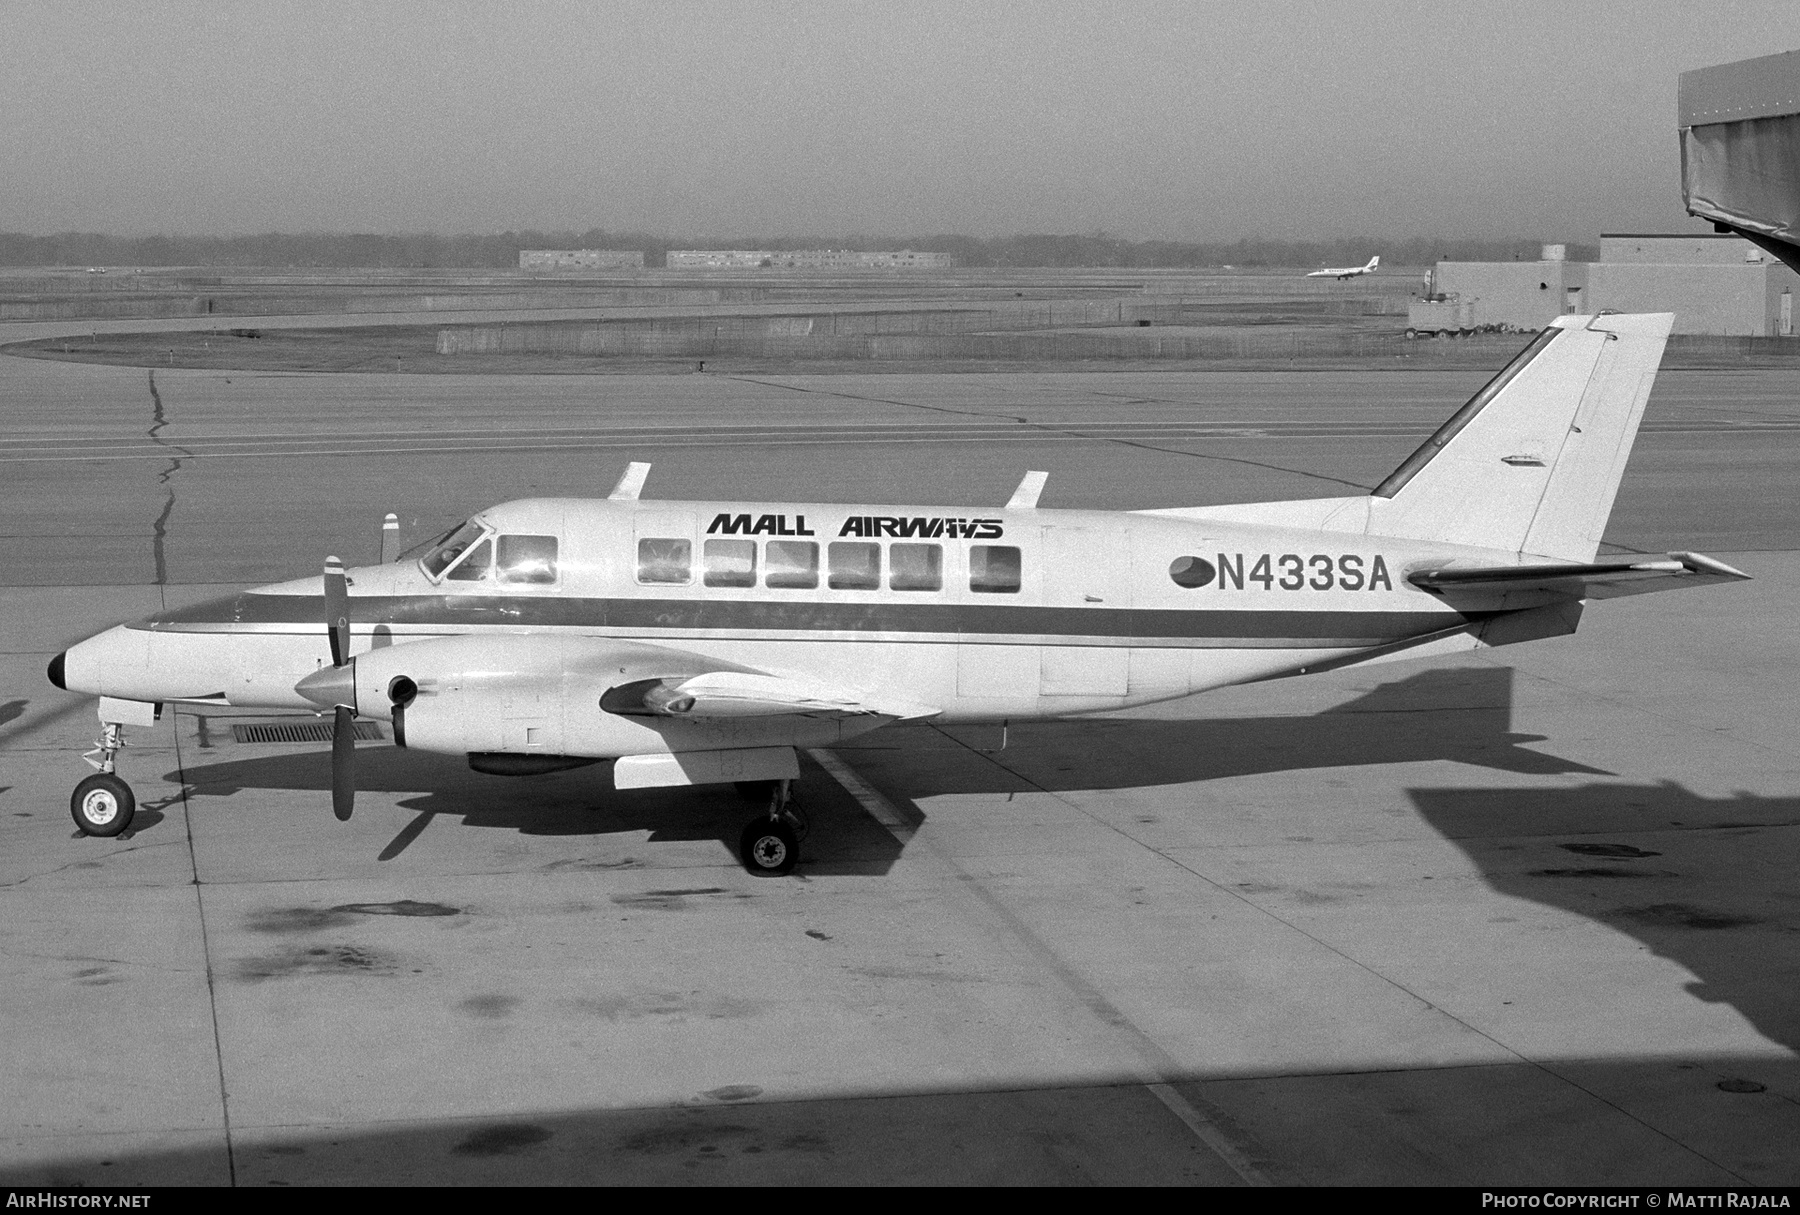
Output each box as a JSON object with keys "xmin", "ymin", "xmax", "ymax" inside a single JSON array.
[
  {"xmin": 1366, "ymin": 313, "xmax": 1673, "ymax": 561},
  {"xmin": 1367, "ymin": 256, "xmax": 1379, "ymax": 271}
]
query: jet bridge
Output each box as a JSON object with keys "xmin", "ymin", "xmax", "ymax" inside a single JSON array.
[{"xmin": 1680, "ymin": 49, "xmax": 1800, "ymax": 272}]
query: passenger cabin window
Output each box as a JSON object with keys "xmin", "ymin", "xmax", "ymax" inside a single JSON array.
[
  {"xmin": 445, "ymin": 536, "xmax": 492, "ymax": 581},
  {"xmin": 969, "ymin": 545, "xmax": 1021, "ymax": 593},
  {"xmin": 422, "ymin": 520, "xmax": 486, "ymax": 579},
  {"xmin": 496, "ymin": 535, "xmax": 558, "ymax": 585},
  {"xmin": 765, "ymin": 540, "xmax": 819, "ymax": 589},
  {"xmin": 889, "ymin": 543, "xmax": 942, "ymax": 591},
  {"xmin": 703, "ymin": 538, "xmax": 756, "ymax": 587},
  {"xmin": 637, "ymin": 538, "xmax": 691, "ymax": 585},
  {"xmin": 828, "ymin": 542, "xmax": 880, "ymax": 590}
]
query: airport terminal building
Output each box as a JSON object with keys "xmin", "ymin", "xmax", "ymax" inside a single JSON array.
[{"xmin": 1434, "ymin": 234, "xmax": 1797, "ymax": 335}]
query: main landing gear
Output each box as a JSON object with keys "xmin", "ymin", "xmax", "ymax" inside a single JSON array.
[
  {"xmin": 735, "ymin": 779, "xmax": 807, "ymax": 877},
  {"xmin": 71, "ymin": 723, "xmax": 135, "ymax": 837}
]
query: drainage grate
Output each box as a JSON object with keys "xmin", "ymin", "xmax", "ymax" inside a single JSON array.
[{"xmin": 232, "ymin": 721, "xmax": 384, "ymax": 744}]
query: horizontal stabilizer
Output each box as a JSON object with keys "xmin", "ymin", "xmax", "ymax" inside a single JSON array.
[{"xmin": 1411, "ymin": 552, "xmax": 1749, "ymax": 601}]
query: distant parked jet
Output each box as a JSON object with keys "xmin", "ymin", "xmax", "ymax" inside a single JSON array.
[{"xmin": 1308, "ymin": 256, "xmax": 1379, "ymax": 280}]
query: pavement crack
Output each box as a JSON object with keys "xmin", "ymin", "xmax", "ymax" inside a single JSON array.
[
  {"xmin": 0, "ymin": 838, "xmax": 186, "ymax": 889},
  {"xmin": 146, "ymin": 370, "xmax": 195, "ymax": 586},
  {"xmin": 169, "ymin": 716, "xmax": 236, "ymax": 1185}
]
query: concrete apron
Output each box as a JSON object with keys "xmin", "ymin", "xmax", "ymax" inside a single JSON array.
[{"xmin": 0, "ymin": 555, "xmax": 1794, "ymax": 1184}]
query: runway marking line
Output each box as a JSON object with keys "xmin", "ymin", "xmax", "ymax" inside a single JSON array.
[{"xmin": 805, "ymin": 745, "xmax": 1274, "ymax": 1186}]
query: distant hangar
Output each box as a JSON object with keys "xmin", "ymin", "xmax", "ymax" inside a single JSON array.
[{"xmin": 1425, "ymin": 234, "xmax": 1797, "ymax": 336}]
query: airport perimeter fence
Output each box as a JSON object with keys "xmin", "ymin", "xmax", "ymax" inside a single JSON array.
[
  {"xmin": 436, "ymin": 318, "xmax": 1440, "ymax": 361},
  {"xmin": 1141, "ymin": 274, "xmax": 1421, "ymax": 298},
  {"xmin": 435, "ymin": 299, "xmax": 1192, "ymax": 355},
  {"xmin": 0, "ymin": 285, "xmax": 753, "ymax": 321}
]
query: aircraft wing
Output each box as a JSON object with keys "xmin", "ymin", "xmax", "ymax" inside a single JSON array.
[
  {"xmin": 660, "ymin": 671, "xmax": 941, "ymax": 721},
  {"xmin": 1410, "ymin": 552, "xmax": 1750, "ymax": 601},
  {"xmin": 308, "ymin": 632, "xmax": 941, "ymax": 727},
  {"xmin": 572, "ymin": 641, "xmax": 940, "ymax": 722}
]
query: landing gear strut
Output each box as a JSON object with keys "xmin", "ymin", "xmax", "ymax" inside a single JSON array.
[
  {"xmin": 72, "ymin": 723, "xmax": 135, "ymax": 836},
  {"xmin": 737, "ymin": 779, "xmax": 803, "ymax": 876}
]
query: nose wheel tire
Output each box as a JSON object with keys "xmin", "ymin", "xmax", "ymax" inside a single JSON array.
[
  {"xmin": 72, "ymin": 773, "xmax": 136, "ymax": 837},
  {"xmin": 738, "ymin": 818, "xmax": 799, "ymax": 876}
]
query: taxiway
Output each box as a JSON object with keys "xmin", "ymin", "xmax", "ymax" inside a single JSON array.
[{"xmin": 1, "ymin": 311, "xmax": 1796, "ymax": 1185}]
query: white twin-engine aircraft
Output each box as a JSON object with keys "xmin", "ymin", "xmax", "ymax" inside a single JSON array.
[
  {"xmin": 1308, "ymin": 256, "xmax": 1380, "ymax": 279},
  {"xmin": 49, "ymin": 314, "xmax": 1747, "ymax": 874}
]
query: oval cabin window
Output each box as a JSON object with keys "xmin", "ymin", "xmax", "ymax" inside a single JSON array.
[{"xmin": 1169, "ymin": 556, "xmax": 1216, "ymax": 589}]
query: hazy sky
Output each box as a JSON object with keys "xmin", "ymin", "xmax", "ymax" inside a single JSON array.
[{"xmin": 3, "ymin": 0, "xmax": 1796, "ymax": 241}]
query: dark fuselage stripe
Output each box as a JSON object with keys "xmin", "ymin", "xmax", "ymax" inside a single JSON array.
[{"xmin": 132, "ymin": 592, "xmax": 1481, "ymax": 643}]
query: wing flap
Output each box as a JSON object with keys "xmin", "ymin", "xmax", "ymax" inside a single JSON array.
[{"xmin": 1410, "ymin": 552, "xmax": 1749, "ymax": 601}]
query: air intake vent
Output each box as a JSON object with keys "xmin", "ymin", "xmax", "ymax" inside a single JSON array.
[{"xmin": 232, "ymin": 721, "xmax": 384, "ymax": 744}]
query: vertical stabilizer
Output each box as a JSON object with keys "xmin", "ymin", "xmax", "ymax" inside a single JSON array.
[{"xmin": 1367, "ymin": 314, "xmax": 1673, "ymax": 560}]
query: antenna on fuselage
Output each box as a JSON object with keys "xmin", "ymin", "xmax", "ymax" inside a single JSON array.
[
  {"xmin": 1006, "ymin": 470, "xmax": 1048, "ymax": 509},
  {"xmin": 609, "ymin": 462, "xmax": 652, "ymax": 501}
]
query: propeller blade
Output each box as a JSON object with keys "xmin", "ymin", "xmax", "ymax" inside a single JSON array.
[
  {"xmin": 332, "ymin": 704, "xmax": 355, "ymax": 821},
  {"xmin": 324, "ymin": 556, "xmax": 350, "ymax": 667}
]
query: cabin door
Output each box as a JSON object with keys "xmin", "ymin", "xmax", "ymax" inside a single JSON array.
[{"xmin": 1038, "ymin": 526, "xmax": 1129, "ymax": 697}]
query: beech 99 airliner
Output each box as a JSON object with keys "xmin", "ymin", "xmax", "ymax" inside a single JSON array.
[{"xmin": 48, "ymin": 314, "xmax": 1746, "ymax": 874}]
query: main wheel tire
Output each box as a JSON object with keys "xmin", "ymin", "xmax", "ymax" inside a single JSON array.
[
  {"xmin": 71, "ymin": 773, "xmax": 135, "ymax": 837},
  {"xmin": 738, "ymin": 818, "xmax": 798, "ymax": 876}
]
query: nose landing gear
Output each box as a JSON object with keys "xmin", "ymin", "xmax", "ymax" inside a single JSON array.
[
  {"xmin": 737, "ymin": 779, "xmax": 805, "ymax": 876},
  {"xmin": 72, "ymin": 723, "xmax": 135, "ymax": 837}
]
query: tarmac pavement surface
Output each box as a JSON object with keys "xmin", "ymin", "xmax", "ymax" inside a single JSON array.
[{"xmin": 1, "ymin": 317, "xmax": 1796, "ymax": 1185}]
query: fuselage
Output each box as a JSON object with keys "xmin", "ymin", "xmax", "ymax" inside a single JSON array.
[{"xmin": 56, "ymin": 495, "xmax": 1519, "ymax": 740}]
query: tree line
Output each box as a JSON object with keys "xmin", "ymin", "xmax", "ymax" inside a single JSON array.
[{"xmin": 0, "ymin": 229, "xmax": 1595, "ymax": 269}]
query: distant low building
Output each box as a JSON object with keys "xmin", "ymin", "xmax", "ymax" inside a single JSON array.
[
  {"xmin": 1429, "ymin": 235, "xmax": 1796, "ymax": 335},
  {"xmin": 518, "ymin": 249, "xmax": 644, "ymax": 272},
  {"xmin": 1586, "ymin": 234, "xmax": 1795, "ymax": 335},
  {"xmin": 665, "ymin": 249, "xmax": 957, "ymax": 271},
  {"xmin": 1431, "ymin": 244, "xmax": 1590, "ymax": 331}
]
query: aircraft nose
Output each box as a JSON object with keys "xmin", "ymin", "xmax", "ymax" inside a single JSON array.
[{"xmin": 47, "ymin": 651, "xmax": 67, "ymax": 690}]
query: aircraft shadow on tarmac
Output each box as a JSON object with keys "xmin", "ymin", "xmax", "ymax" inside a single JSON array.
[
  {"xmin": 161, "ymin": 742, "xmax": 911, "ymax": 875},
  {"xmin": 165, "ymin": 666, "xmax": 1605, "ymax": 877},
  {"xmin": 1412, "ymin": 781, "xmax": 1800, "ymax": 1057},
  {"xmin": 908, "ymin": 664, "xmax": 1613, "ymax": 799}
]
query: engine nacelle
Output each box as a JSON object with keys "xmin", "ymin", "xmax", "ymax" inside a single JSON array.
[{"xmin": 296, "ymin": 634, "xmax": 879, "ymax": 761}]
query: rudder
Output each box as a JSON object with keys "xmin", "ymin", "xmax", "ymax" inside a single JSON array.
[{"xmin": 1367, "ymin": 314, "xmax": 1673, "ymax": 561}]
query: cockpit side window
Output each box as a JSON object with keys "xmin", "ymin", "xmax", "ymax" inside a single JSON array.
[
  {"xmin": 445, "ymin": 536, "xmax": 493, "ymax": 581},
  {"xmin": 421, "ymin": 520, "xmax": 487, "ymax": 579},
  {"xmin": 496, "ymin": 534, "xmax": 558, "ymax": 585}
]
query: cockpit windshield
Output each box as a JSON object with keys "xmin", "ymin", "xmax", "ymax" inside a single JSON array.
[{"xmin": 421, "ymin": 520, "xmax": 487, "ymax": 579}]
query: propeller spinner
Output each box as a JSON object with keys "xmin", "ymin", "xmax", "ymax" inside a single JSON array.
[{"xmin": 297, "ymin": 554, "xmax": 417, "ymax": 823}]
